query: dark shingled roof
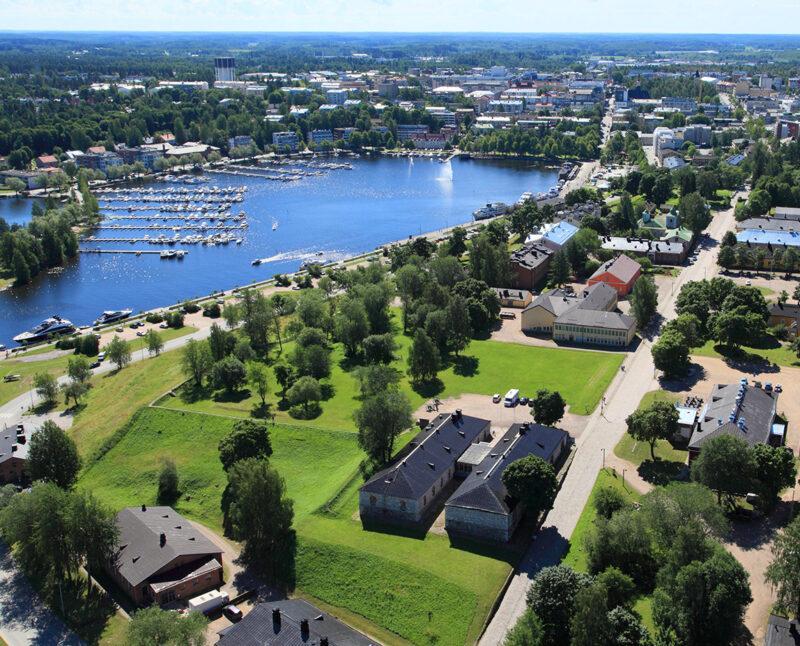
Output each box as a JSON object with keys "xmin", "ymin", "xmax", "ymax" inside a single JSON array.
[
  {"xmin": 445, "ymin": 423, "xmax": 568, "ymax": 515},
  {"xmin": 575, "ymin": 282, "xmax": 617, "ymax": 311},
  {"xmin": 555, "ymin": 308, "xmax": 636, "ymax": 331},
  {"xmin": 360, "ymin": 413, "xmax": 490, "ymax": 500},
  {"xmin": 510, "ymin": 242, "xmax": 553, "ymax": 271},
  {"xmin": 523, "ymin": 288, "xmax": 579, "ymax": 316},
  {"xmin": 689, "ymin": 383, "xmax": 778, "ymax": 450},
  {"xmin": 764, "ymin": 615, "xmax": 800, "ymax": 646},
  {"xmin": 114, "ymin": 506, "xmax": 221, "ymax": 587},
  {"xmin": 217, "ymin": 599, "xmax": 375, "ymax": 646}
]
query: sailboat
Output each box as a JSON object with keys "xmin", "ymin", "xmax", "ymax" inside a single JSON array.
[{"xmin": 272, "ymin": 218, "xmax": 278, "ymax": 231}]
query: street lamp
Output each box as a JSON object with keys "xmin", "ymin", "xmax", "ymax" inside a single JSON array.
[{"xmin": 601, "ymin": 448, "xmax": 606, "ymax": 470}]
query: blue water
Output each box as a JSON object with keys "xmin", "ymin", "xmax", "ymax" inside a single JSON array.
[{"xmin": 0, "ymin": 156, "xmax": 556, "ymax": 346}]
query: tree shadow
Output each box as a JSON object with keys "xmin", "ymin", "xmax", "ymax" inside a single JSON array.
[
  {"xmin": 450, "ymin": 355, "xmax": 479, "ymax": 377},
  {"xmin": 213, "ymin": 388, "xmax": 252, "ymax": 404},
  {"xmin": 250, "ymin": 402, "xmax": 273, "ymax": 419},
  {"xmin": 411, "ymin": 377, "xmax": 444, "ymax": 398},
  {"xmin": 660, "ymin": 361, "xmax": 706, "ymax": 391},
  {"xmin": 637, "ymin": 458, "xmax": 688, "ymax": 486},
  {"xmin": 29, "ymin": 400, "xmax": 56, "ymax": 415},
  {"xmin": 711, "ymin": 344, "xmax": 781, "ymax": 374},
  {"xmin": 179, "ymin": 383, "xmax": 213, "ymax": 404},
  {"xmin": 320, "ymin": 383, "xmax": 335, "ymax": 401}
]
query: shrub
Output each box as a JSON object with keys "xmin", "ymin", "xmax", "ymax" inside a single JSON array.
[
  {"xmin": 145, "ymin": 312, "xmax": 164, "ymax": 324},
  {"xmin": 181, "ymin": 300, "xmax": 201, "ymax": 314},
  {"xmin": 203, "ymin": 302, "xmax": 221, "ymax": 318},
  {"xmin": 593, "ymin": 486, "xmax": 628, "ymax": 519}
]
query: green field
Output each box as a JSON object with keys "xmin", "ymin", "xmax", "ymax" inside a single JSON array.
[
  {"xmin": 692, "ymin": 338, "xmax": 800, "ymax": 368},
  {"xmin": 79, "ymin": 407, "xmax": 364, "ymax": 531},
  {"xmin": 0, "ymin": 354, "xmax": 71, "ymax": 407},
  {"xmin": 80, "ymin": 406, "xmax": 515, "ymax": 645},
  {"xmin": 162, "ymin": 321, "xmax": 623, "ymax": 430},
  {"xmin": 560, "ymin": 469, "xmax": 653, "ymax": 633},
  {"xmin": 121, "ymin": 325, "xmax": 198, "ymax": 353}
]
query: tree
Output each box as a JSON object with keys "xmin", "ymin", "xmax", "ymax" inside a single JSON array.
[
  {"xmin": 654, "ymin": 549, "xmax": 751, "ymax": 646},
  {"xmin": 334, "ymin": 298, "xmax": 370, "ymax": 356},
  {"xmin": 27, "ymin": 420, "xmax": 81, "ymax": 489},
  {"xmin": 157, "ymin": 459, "xmax": 179, "ymax": 504},
  {"xmin": 630, "ymin": 276, "xmax": 657, "ymax": 328},
  {"xmin": 355, "ymin": 390, "xmax": 413, "ymax": 465},
  {"xmin": 502, "ymin": 455, "xmax": 557, "ymax": 518},
  {"xmin": 711, "ymin": 309, "xmax": 765, "ymax": 348},
  {"xmin": 526, "ymin": 565, "xmax": 593, "ymax": 646},
  {"xmin": 127, "ymin": 607, "xmax": 207, "ymax": 646},
  {"xmin": 663, "ymin": 313, "xmax": 702, "ymax": 348},
  {"xmin": 625, "ymin": 400, "xmax": 679, "ymax": 460},
  {"xmin": 691, "ymin": 435, "xmax": 755, "ymax": 505},
  {"xmin": 208, "ymin": 323, "xmax": 234, "ymax": 361},
  {"xmin": 446, "ymin": 226, "xmax": 468, "ymax": 256},
  {"xmin": 240, "ymin": 289, "xmax": 276, "ymax": 352},
  {"xmin": 273, "ymin": 361, "xmax": 294, "ymax": 399},
  {"xmin": 446, "ymin": 295, "xmax": 472, "ymax": 355},
  {"xmin": 247, "ymin": 362, "xmax": 270, "ymax": 409},
  {"xmin": 585, "ymin": 509, "xmax": 657, "ymax": 589},
  {"xmin": 61, "ymin": 379, "xmax": 88, "ymax": 408},
  {"xmin": 766, "ymin": 516, "xmax": 800, "ymax": 620},
  {"xmin": 570, "ymin": 584, "xmax": 611, "ymax": 646},
  {"xmin": 218, "ymin": 419, "xmax": 273, "ymax": 471},
  {"xmin": 504, "ymin": 608, "xmax": 543, "ymax": 646},
  {"xmin": 531, "ymin": 389, "xmax": 566, "ymax": 426},
  {"xmin": 145, "ymin": 329, "xmax": 164, "ymax": 357},
  {"xmin": 679, "ymin": 192, "xmax": 710, "ymax": 234},
  {"xmin": 295, "ymin": 290, "xmax": 329, "ymax": 331},
  {"xmin": 67, "ymin": 356, "xmax": 92, "ymax": 385},
  {"xmin": 606, "ymin": 607, "xmax": 652, "ymax": 646},
  {"xmin": 594, "ymin": 486, "xmax": 629, "ymax": 519},
  {"xmin": 33, "ymin": 371, "xmax": 58, "ymax": 404},
  {"xmin": 549, "ymin": 249, "xmax": 571, "ymax": 286},
  {"xmin": 407, "ymin": 329, "xmax": 440, "ymax": 384},
  {"xmin": 595, "ymin": 566, "xmax": 637, "ymax": 610},
  {"xmin": 181, "ymin": 339, "xmax": 213, "ymax": 386},
  {"xmin": 222, "ymin": 303, "xmax": 241, "ymax": 330},
  {"xmin": 212, "ymin": 355, "xmax": 247, "ymax": 393},
  {"xmin": 286, "ymin": 376, "xmax": 322, "ymax": 416},
  {"xmin": 362, "ymin": 333, "xmax": 397, "ymax": 364},
  {"xmin": 105, "ymin": 335, "xmax": 131, "ymax": 370},
  {"xmin": 751, "ymin": 444, "xmax": 797, "ymax": 512},
  {"xmin": 355, "ymin": 364, "xmax": 401, "ymax": 399},
  {"xmin": 291, "ymin": 343, "xmax": 331, "ymax": 380},
  {"xmin": 651, "ymin": 329, "xmax": 690, "ymax": 377},
  {"xmin": 225, "ymin": 458, "xmax": 294, "ymax": 578}
]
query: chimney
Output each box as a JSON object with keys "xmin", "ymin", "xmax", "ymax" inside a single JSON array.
[
  {"xmin": 141, "ymin": 504, "xmax": 147, "ymax": 512},
  {"xmin": 16, "ymin": 434, "xmax": 25, "ymax": 444},
  {"xmin": 272, "ymin": 608, "xmax": 281, "ymax": 627},
  {"xmin": 321, "ymin": 639, "xmax": 329, "ymax": 646},
  {"xmin": 159, "ymin": 532, "xmax": 166, "ymax": 547},
  {"xmin": 300, "ymin": 618, "xmax": 310, "ymax": 638},
  {"xmin": 456, "ymin": 409, "xmax": 463, "ymax": 419}
]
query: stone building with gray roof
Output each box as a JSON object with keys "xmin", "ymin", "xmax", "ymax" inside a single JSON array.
[
  {"xmin": 445, "ymin": 422, "xmax": 568, "ymax": 542},
  {"xmin": 107, "ymin": 505, "xmax": 223, "ymax": 606},
  {"xmin": 688, "ymin": 381, "xmax": 784, "ymax": 460},
  {"xmin": 359, "ymin": 411, "xmax": 491, "ymax": 525}
]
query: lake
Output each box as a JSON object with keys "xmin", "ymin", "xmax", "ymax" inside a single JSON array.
[{"xmin": 0, "ymin": 156, "xmax": 557, "ymax": 346}]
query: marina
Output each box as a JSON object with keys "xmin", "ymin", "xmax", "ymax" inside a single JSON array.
[{"xmin": 0, "ymin": 156, "xmax": 558, "ymax": 345}]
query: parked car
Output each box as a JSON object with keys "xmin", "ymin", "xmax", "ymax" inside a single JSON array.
[
  {"xmin": 98, "ymin": 352, "xmax": 106, "ymax": 361},
  {"xmin": 775, "ymin": 384, "xmax": 783, "ymax": 393},
  {"xmin": 492, "ymin": 393, "xmax": 501, "ymax": 404},
  {"xmin": 136, "ymin": 331, "xmax": 146, "ymax": 337},
  {"xmin": 90, "ymin": 361, "xmax": 101, "ymax": 369},
  {"xmin": 223, "ymin": 605, "xmax": 243, "ymax": 622},
  {"xmin": 519, "ymin": 396, "xmax": 529, "ymax": 406},
  {"xmin": 745, "ymin": 279, "xmax": 751, "ymax": 286},
  {"xmin": 159, "ymin": 322, "xmax": 169, "ymax": 329},
  {"xmin": 764, "ymin": 383, "xmax": 773, "ymax": 393},
  {"xmin": 115, "ymin": 327, "xmax": 124, "ymax": 333}
]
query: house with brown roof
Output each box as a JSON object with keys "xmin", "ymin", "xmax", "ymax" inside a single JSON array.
[
  {"xmin": 769, "ymin": 302, "xmax": 800, "ymax": 338},
  {"xmin": 106, "ymin": 506, "xmax": 223, "ymax": 606},
  {"xmin": 35, "ymin": 155, "xmax": 59, "ymax": 169},
  {"xmin": 587, "ymin": 254, "xmax": 642, "ymax": 296}
]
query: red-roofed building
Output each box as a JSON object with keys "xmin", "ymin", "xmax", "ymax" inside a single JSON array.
[
  {"xmin": 35, "ymin": 155, "xmax": 58, "ymax": 169},
  {"xmin": 86, "ymin": 146, "xmax": 106, "ymax": 154},
  {"xmin": 587, "ymin": 254, "xmax": 642, "ymax": 296}
]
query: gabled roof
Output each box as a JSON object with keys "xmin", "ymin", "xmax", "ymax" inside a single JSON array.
[
  {"xmin": 576, "ymin": 282, "xmax": 618, "ymax": 311},
  {"xmin": 361, "ymin": 413, "xmax": 490, "ymax": 500},
  {"xmin": 590, "ymin": 254, "xmax": 642, "ymax": 285},
  {"xmin": 523, "ymin": 288, "xmax": 578, "ymax": 316},
  {"xmin": 770, "ymin": 301, "xmax": 800, "ymax": 320},
  {"xmin": 217, "ymin": 599, "xmax": 374, "ymax": 646},
  {"xmin": 114, "ymin": 506, "xmax": 221, "ymax": 587},
  {"xmin": 689, "ymin": 383, "xmax": 778, "ymax": 450},
  {"xmin": 445, "ymin": 423, "xmax": 568, "ymax": 515},
  {"xmin": 556, "ymin": 308, "xmax": 635, "ymax": 331}
]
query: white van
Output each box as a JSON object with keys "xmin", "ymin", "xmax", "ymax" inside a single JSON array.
[{"xmin": 503, "ymin": 389, "xmax": 520, "ymax": 407}]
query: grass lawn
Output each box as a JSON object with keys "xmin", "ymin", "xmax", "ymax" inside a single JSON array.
[
  {"xmin": 162, "ymin": 316, "xmax": 622, "ymax": 430},
  {"xmin": 79, "ymin": 407, "xmax": 364, "ymax": 533},
  {"xmin": 692, "ymin": 338, "xmax": 800, "ymax": 368},
  {"xmin": 80, "ymin": 406, "xmax": 513, "ymax": 645},
  {"xmin": 754, "ymin": 286, "xmax": 774, "ymax": 297},
  {"xmin": 69, "ymin": 352, "xmax": 186, "ymax": 459},
  {"xmin": 120, "ymin": 325, "xmax": 197, "ymax": 353},
  {"xmin": 560, "ymin": 469, "xmax": 653, "ymax": 634},
  {"xmin": 613, "ymin": 390, "xmax": 688, "ymax": 484},
  {"xmin": 0, "ymin": 354, "xmax": 70, "ymax": 407}
]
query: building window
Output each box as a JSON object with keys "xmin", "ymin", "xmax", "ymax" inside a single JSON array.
[{"xmin": 370, "ymin": 495, "xmax": 376, "ymax": 505}]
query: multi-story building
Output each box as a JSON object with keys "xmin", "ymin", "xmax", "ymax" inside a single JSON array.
[
  {"xmin": 396, "ymin": 124, "xmax": 430, "ymax": 141},
  {"xmin": 214, "ymin": 57, "xmax": 235, "ymax": 83},
  {"xmin": 308, "ymin": 129, "xmax": 334, "ymax": 146},
  {"xmin": 326, "ymin": 88, "xmax": 348, "ymax": 105},
  {"xmin": 272, "ymin": 131, "xmax": 300, "ymax": 152}
]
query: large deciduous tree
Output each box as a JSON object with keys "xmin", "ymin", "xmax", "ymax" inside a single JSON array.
[{"xmin": 27, "ymin": 420, "xmax": 81, "ymax": 489}]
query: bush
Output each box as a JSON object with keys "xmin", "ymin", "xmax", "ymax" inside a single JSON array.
[
  {"xmin": 181, "ymin": 300, "xmax": 201, "ymax": 314},
  {"xmin": 203, "ymin": 302, "xmax": 221, "ymax": 318},
  {"xmin": 55, "ymin": 337, "xmax": 78, "ymax": 350},
  {"xmin": 273, "ymin": 274, "xmax": 291, "ymax": 287},
  {"xmin": 166, "ymin": 311, "xmax": 184, "ymax": 328},
  {"xmin": 593, "ymin": 486, "xmax": 628, "ymax": 519},
  {"xmin": 157, "ymin": 459, "xmax": 179, "ymax": 504},
  {"xmin": 145, "ymin": 312, "xmax": 164, "ymax": 324}
]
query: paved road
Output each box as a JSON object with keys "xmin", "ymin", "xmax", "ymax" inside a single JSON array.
[
  {"xmin": 0, "ymin": 544, "xmax": 83, "ymax": 646},
  {"xmin": 479, "ymin": 198, "xmax": 739, "ymax": 645}
]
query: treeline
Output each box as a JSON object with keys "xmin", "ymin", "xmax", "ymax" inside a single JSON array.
[
  {"xmin": 461, "ymin": 119, "xmax": 602, "ymax": 159},
  {"xmin": 624, "ymin": 75, "xmax": 719, "ymax": 103},
  {"xmin": 736, "ymin": 140, "xmax": 800, "ymax": 218}
]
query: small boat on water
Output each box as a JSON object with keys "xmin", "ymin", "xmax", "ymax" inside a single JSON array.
[
  {"xmin": 93, "ymin": 309, "xmax": 132, "ymax": 326},
  {"xmin": 251, "ymin": 258, "xmax": 262, "ymax": 266},
  {"xmin": 272, "ymin": 219, "xmax": 278, "ymax": 231}
]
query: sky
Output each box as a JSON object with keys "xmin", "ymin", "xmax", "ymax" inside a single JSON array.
[{"xmin": 2, "ymin": 0, "xmax": 800, "ymax": 33}]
